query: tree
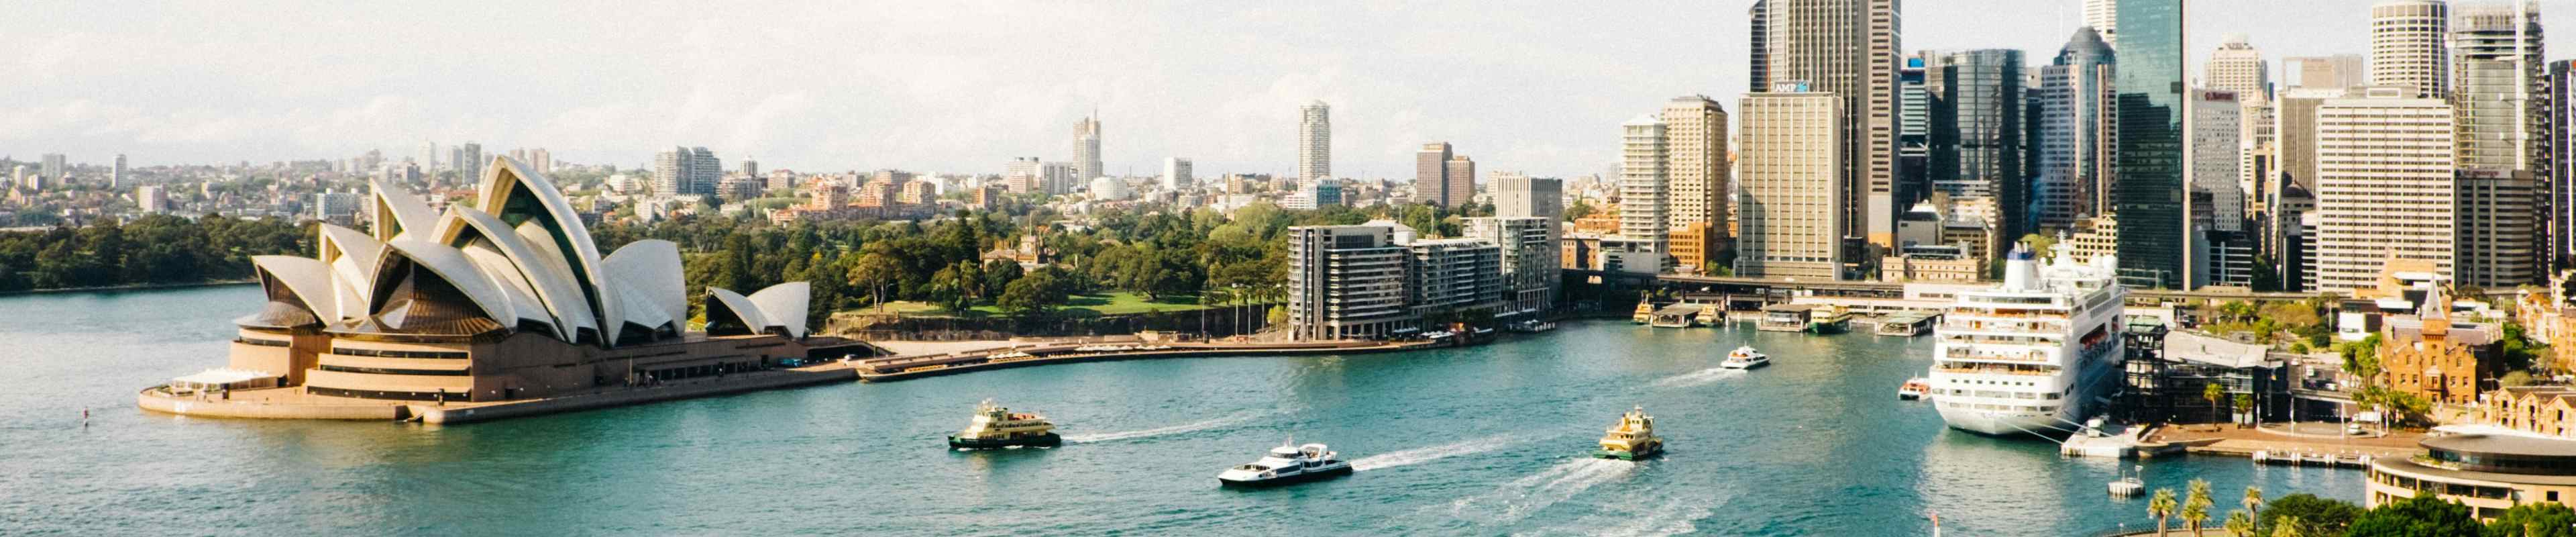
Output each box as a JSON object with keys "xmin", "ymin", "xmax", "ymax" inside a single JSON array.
[
  {"xmin": 2502, "ymin": 371, "xmax": 2538, "ymax": 388},
  {"xmin": 997, "ymin": 268, "xmax": 1069, "ymax": 320},
  {"xmin": 2184, "ymin": 479, "xmax": 2214, "ymax": 536},
  {"xmin": 846, "ymin": 252, "xmax": 902, "ymax": 311},
  {"xmin": 2269, "ymin": 516, "xmax": 2306, "ymax": 537},
  {"xmin": 2224, "ymin": 509, "xmax": 2255, "ymax": 537},
  {"xmin": 2235, "ymin": 393, "xmax": 2256, "ymax": 427},
  {"xmin": 2345, "ymin": 494, "xmax": 2481, "ymax": 537},
  {"xmin": 2485, "ymin": 502, "xmax": 2576, "ymax": 537},
  {"xmin": 2150, "ymin": 487, "xmax": 2179, "ymax": 537},
  {"xmin": 2259, "ymin": 494, "xmax": 2363, "ymax": 536}
]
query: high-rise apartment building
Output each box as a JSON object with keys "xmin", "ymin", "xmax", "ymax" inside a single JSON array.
[
  {"xmin": 422, "ymin": 142, "xmax": 439, "ymax": 173},
  {"xmin": 1415, "ymin": 142, "xmax": 1474, "ymax": 207},
  {"xmin": 1074, "ymin": 114, "xmax": 1103, "ymax": 182},
  {"xmin": 1659, "ymin": 96, "xmax": 1729, "ymax": 234},
  {"xmin": 1163, "ymin": 157, "xmax": 1193, "ymax": 191},
  {"xmin": 2036, "ymin": 27, "xmax": 2118, "ymax": 231},
  {"xmin": 1736, "ymin": 92, "xmax": 1847, "ymax": 280},
  {"xmin": 2555, "ymin": 60, "xmax": 2576, "ymax": 267},
  {"xmin": 39, "ymin": 154, "xmax": 64, "ymax": 179},
  {"xmin": 1754, "ymin": 0, "xmax": 1900, "ymax": 248},
  {"xmin": 1618, "ymin": 115, "xmax": 1670, "ymax": 251},
  {"xmin": 2086, "ymin": 0, "xmax": 2119, "ymax": 48},
  {"xmin": 1927, "ymin": 48, "xmax": 2029, "ymax": 238},
  {"xmin": 449, "ymin": 143, "xmax": 483, "ymax": 182},
  {"xmin": 1495, "ymin": 175, "xmax": 1564, "ymax": 223},
  {"xmin": 111, "ymin": 154, "xmax": 127, "ymax": 188},
  {"xmin": 2371, "ymin": 0, "xmax": 2451, "ymax": 98},
  {"xmin": 741, "ymin": 159, "xmax": 757, "ymax": 178},
  {"xmin": 2206, "ymin": 35, "xmax": 2271, "ymax": 105},
  {"xmin": 135, "ymin": 185, "xmax": 166, "ymax": 213},
  {"xmin": 2288, "ymin": 54, "xmax": 2368, "ymax": 89},
  {"xmin": 1285, "ymin": 225, "xmax": 1411, "ymax": 340},
  {"xmin": 2113, "ymin": 0, "xmax": 2189, "ymax": 289},
  {"xmin": 653, "ymin": 146, "xmax": 720, "ymax": 197},
  {"xmin": 1299, "ymin": 101, "xmax": 1330, "ymax": 182},
  {"xmin": 2312, "ymin": 88, "xmax": 2457, "ymax": 293},
  {"xmin": 1003, "ymin": 157, "xmax": 1042, "ymax": 194}
]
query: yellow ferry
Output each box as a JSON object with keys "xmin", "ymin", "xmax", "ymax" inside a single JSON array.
[
  {"xmin": 1591, "ymin": 405, "xmax": 1663, "ymax": 460},
  {"xmin": 948, "ymin": 399, "xmax": 1061, "ymax": 450}
]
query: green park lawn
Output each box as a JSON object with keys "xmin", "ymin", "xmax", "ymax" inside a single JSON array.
[{"xmin": 873, "ymin": 291, "xmax": 1222, "ymax": 319}]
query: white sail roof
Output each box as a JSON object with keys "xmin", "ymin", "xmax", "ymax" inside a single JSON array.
[
  {"xmin": 252, "ymin": 255, "xmax": 339, "ymax": 321},
  {"xmin": 746, "ymin": 282, "xmax": 812, "ymax": 339},
  {"xmin": 368, "ymin": 177, "xmax": 439, "ymax": 242},
  {"xmin": 601, "ymin": 240, "xmax": 686, "ymax": 340},
  {"xmin": 372, "ymin": 238, "xmax": 517, "ymax": 325},
  {"xmin": 315, "ymin": 224, "xmax": 382, "ymax": 321},
  {"xmin": 433, "ymin": 207, "xmax": 598, "ymax": 340},
  {"xmin": 705, "ymin": 287, "xmax": 769, "ymax": 336}
]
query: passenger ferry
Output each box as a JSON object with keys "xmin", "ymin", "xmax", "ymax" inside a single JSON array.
[
  {"xmin": 1217, "ymin": 439, "xmax": 1352, "ymax": 487},
  {"xmin": 1592, "ymin": 406, "xmax": 1663, "ymax": 460},
  {"xmin": 1693, "ymin": 304, "xmax": 1725, "ymax": 326},
  {"xmin": 1897, "ymin": 377, "xmax": 1931, "ymax": 400},
  {"xmin": 1805, "ymin": 305, "xmax": 1849, "ymax": 334},
  {"xmin": 1721, "ymin": 346, "xmax": 1770, "ymax": 369},
  {"xmin": 1632, "ymin": 300, "xmax": 1656, "ymax": 324},
  {"xmin": 948, "ymin": 399, "xmax": 1062, "ymax": 450},
  {"xmin": 1925, "ymin": 242, "xmax": 2127, "ymax": 437}
]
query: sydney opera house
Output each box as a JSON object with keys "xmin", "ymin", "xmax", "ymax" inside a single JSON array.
[{"xmin": 142, "ymin": 157, "xmax": 833, "ymax": 422}]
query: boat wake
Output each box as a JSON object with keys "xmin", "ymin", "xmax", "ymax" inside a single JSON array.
[
  {"xmin": 1544, "ymin": 485, "xmax": 1725, "ymax": 536},
  {"xmin": 1062, "ymin": 409, "xmax": 1275, "ymax": 443},
  {"xmin": 1650, "ymin": 367, "xmax": 1746, "ymax": 389},
  {"xmin": 1444, "ymin": 457, "xmax": 1635, "ymax": 525},
  {"xmin": 1352, "ymin": 435, "xmax": 1515, "ymax": 471}
]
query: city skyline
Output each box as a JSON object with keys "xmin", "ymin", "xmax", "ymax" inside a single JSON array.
[{"xmin": 13, "ymin": 1, "xmax": 2548, "ymax": 179}]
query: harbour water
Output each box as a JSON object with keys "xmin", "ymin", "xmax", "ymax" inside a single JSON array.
[{"xmin": 2, "ymin": 285, "xmax": 2365, "ymax": 536}]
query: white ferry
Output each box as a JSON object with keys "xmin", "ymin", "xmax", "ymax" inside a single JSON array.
[
  {"xmin": 1926, "ymin": 242, "xmax": 2126, "ymax": 437},
  {"xmin": 1217, "ymin": 438, "xmax": 1352, "ymax": 487},
  {"xmin": 1721, "ymin": 346, "xmax": 1770, "ymax": 369}
]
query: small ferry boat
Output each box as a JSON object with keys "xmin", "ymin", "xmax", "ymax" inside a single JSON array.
[
  {"xmin": 1694, "ymin": 304, "xmax": 1725, "ymax": 326},
  {"xmin": 1898, "ymin": 377, "xmax": 1931, "ymax": 400},
  {"xmin": 1591, "ymin": 406, "xmax": 1664, "ymax": 460},
  {"xmin": 948, "ymin": 399, "xmax": 1062, "ymax": 450},
  {"xmin": 1217, "ymin": 439, "xmax": 1352, "ymax": 487},
  {"xmin": 1632, "ymin": 300, "xmax": 1656, "ymax": 324},
  {"xmin": 1721, "ymin": 346, "xmax": 1770, "ymax": 369}
]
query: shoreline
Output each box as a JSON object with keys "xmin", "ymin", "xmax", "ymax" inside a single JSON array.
[
  {"xmin": 851, "ymin": 339, "xmax": 1455, "ymax": 382},
  {"xmin": 0, "ymin": 279, "xmax": 256, "ymax": 296}
]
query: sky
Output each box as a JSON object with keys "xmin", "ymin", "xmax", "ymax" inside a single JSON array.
[{"xmin": 3, "ymin": 1, "xmax": 2572, "ymax": 179}]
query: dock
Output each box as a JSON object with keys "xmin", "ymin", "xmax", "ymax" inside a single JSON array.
[{"xmin": 851, "ymin": 339, "xmax": 1442, "ymax": 382}]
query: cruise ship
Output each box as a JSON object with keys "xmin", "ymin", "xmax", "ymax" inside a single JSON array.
[{"xmin": 1926, "ymin": 242, "xmax": 2127, "ymax": 437}]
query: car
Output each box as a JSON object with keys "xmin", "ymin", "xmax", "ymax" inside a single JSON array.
[{"xmin": 2346, "ymin": 424, "xmax": 2365, "ymax": 436}]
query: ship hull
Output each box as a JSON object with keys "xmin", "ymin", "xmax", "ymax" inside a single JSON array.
[
  {"xmin": 1935, "ymin": 405, "xmax": 2078, "ymax": 437},
  {"xmin": 1217, "ymin": 465, "xmax": 1352, "ymax": 488},
  {"xmin": 1591, "ymin": 441, "xmax": 1663, "ymax": 460},
  {"xmin": 949, "ymin": 432, "xmax": 1061, "ymax": 450}
]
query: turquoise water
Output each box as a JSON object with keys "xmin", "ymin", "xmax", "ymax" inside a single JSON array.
[{"xmin": 1, "ymin": 285, "xmax": 2364, "ymax": 536}]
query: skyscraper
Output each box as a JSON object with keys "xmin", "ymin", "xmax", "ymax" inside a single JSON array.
[
  {"xmin": 1163, "ymin": 157, "xmax": 1193, "ymax": 191},
  {"xmin": 1496, "ymin": 176, "xmax": 1563, "ymax": 223},
  {"xmin": 39, "ymin": 154, "xmax": 64, "ymax": 179},
  {"xmin": 1299, "ymin": 101, "xmax": 1330, "ymax": 182},
  {"xmin": 1897, "ymin": 54, "xmax": 1931, "ymax": 212},
  {"xmin": 450, "ymin": 143, "xmax": 483, "ymax": 182},
  {"xmin": 1748, "ymin": 0, "xmax": 1770, "ymax": 92},
  {"xmin": 2114, "ymin": 0, "xmax": 2188, "ymax": 288},
  {"xmin": 1754, "ymin": 0, "xmax": 1900, "ymax": 248},
  {"xmin": 2370, "ymin": 0, "xmax": 2451, "ymax": 98},
  {"xmin": 2206, "ymin": 35, "xmax": 2270, "ymax": 105},
  {"xmin": 1659, "ymin": 96, "xmax": 1729, "ymax": 234},
  {"xmin": 1736, "ymin": 91, "xmax": 1847, "ymax": 280},
  {"xmin": 1926, "ymin": 48, "xmax": 2029, "ymax": 238},
  {"xmin": 1618, "ymin": 115, "xmax": 1670, "ymax": 250},
  {"xmin": 2555, "ymin": 60, "xmax": 2576, "ymax": 268},
  {"xmin": 1445, "ymin": 155, "xmax": 1476, "ymax": 208},
  {"xmin": 2190, "ymin": 90, "xmax": 2244, "ymax": 233},
  {"xmin": 2451, "ymin": 1, "xmax": 2546, "ymax": 286},
  {"xmin": 2086, "ymin": 0, "xmax": 2119, "ymax": 48},
  {"xmin": 1074, "ymin": 114, "xmax": 1103, "ymax": 182},
  {"xmin": 111, "ymin": 154, "xmax": 127, "ymax": 189},
  {"xmin": 741, "ymin": 159, "xmax": 758, "ymax": 178},
  {"xmin": 2036, "ymin": 27, "xmax": 2117, "ymax": 231},
  {"xmin": 2312, "ymin": 88, "xmax": 2457, "ymax": 292},
  {"xmin": 1415, "ymin": 142, "xmax": 1468, "ymax": 207},
  {"xmin": 422, "ymin": 142, "xmax": 439, "ymax": 173}
]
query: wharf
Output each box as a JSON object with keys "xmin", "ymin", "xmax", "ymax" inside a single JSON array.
[
  {"xmin": 2147, "ymin": 423, "xmax": 2422, "ymax": 462},
  {"xmin": 852, "ymin": 340, "xmax": 1443, "ymax": 382},
  {"xmin": 140, "ymin": 364, "xmax": 858, "ymax": 424}
]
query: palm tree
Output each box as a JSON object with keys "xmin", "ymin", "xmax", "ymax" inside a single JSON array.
[
  {"xmin": 2184, "ymin": 479, "xmax": 2214, "ymax": 536},
  {"xmin": 2224, "ymin": 509, "xmax": 2254, "ymax": 536},
  {"xmin": 2205, "ymin": 383, "xmax": 2229, "ymax": 426},
  {"xmin": 2241, "ymin": 485, "xmax": 2263, "ymax": 516},
  {"xmin": 2269, "ymin": 515, "xmax": 2304, "ymax": 537},
  {"xmin": 2149, "ymin": 488, "xmax": 2178, "ymax": 536}
]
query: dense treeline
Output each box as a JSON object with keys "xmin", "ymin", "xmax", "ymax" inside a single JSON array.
[
  {"xmin": 0, "ymin": 214, "xmax": 310, "ymax": 291},
  {"xmin": 595, "ymin": 202, "xmax": 1472, "ymax": 330}
]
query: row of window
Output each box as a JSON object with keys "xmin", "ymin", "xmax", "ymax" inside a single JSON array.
[
  {"xmin": 1941, "ymin": 401, "xmax": 2061, "ymax": 413},
  {"xmin": 309, "ymin": 386, "xmax": 465, "ymax": 402},
  {"xmin": 2369, "ymin": 470, "xmax": 2516, "ymax": 500},
  {"xmin": 316, "ymin": 364, "xmax": 469, "ymax": 377},
  {"xmin": 233, "ymin": 337, "xmax": 291, "ymax": 348},
  {"xmin": 330, "ymin": 347, "xmax": 468, "ymax": 359}
]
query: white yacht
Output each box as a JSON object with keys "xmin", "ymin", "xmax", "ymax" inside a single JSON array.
[
  {"xmin": 1216, "ymin": 439, "xmax": 1352, "ymax": 487},
  {"xmin": 1721, "ymin": 346, "xmax": 1769, "ymax": 369},
  {"xmin": 1926, "ymin": 242, "xmax": 2127, "ymax": 437}
]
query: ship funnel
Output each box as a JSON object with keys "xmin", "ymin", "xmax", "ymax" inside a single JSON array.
[{"xmin": 2002, "ymin": 242, "xmax": 2041, "ymax": 291}]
